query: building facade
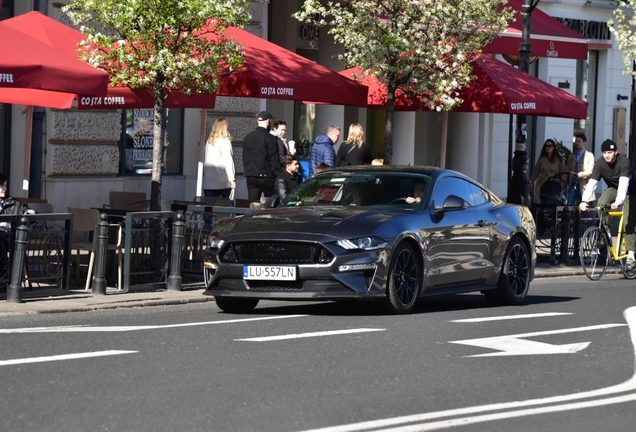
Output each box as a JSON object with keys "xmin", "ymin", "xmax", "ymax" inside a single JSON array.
[{"xmin": 0, "ymin": 0, "xmax": 632, "ymax": 211}]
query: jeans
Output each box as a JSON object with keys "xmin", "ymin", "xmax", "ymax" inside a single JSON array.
[
  {"xmin": 204, "ymin": 188, "xmax": 231, "ymax": 198},
  {"xmin": 246, "ymin": 177, "xmax": 275, "ymax": 202}
]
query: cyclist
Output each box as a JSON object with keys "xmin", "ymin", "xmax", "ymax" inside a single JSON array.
[{"xmin": 579, "ymin": 139, "xmax": 636, "ymax": 268}]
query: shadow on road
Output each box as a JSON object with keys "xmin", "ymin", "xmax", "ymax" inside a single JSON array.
[{"xmin": 221, "ymin": 293, "xmax": 580, "ymax": 317}]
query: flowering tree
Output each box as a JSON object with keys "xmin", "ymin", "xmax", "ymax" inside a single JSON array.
[
  {"xmin": 294, "ymin": 0, "xmax": 512, "ymax": 164},
  {"xmin": 609, "ymin": 2, "xmax": 636, "ymax": 77},
  {"xmin": 63, "ymin": 0, "xmax": 253, "ymax": 210}
]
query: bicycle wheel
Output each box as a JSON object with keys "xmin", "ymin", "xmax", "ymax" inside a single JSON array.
[{"xmin": 580, "ymin": 226, "xmax": 609, "ymax": 280}]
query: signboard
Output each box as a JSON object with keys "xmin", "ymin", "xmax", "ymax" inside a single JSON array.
[{"xmin": 125, "ymin": 109, "xmax": 154, "ymax": 174}]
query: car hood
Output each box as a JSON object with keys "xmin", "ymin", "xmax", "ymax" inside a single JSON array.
[{"xmin": 214, "ymin": 206, "xmax": 414, "ymax": 241}]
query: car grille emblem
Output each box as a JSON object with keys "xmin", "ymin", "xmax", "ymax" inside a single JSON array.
[{"xmin": 266, "ymin": 245, "xmax": 284, "ymax": 257}]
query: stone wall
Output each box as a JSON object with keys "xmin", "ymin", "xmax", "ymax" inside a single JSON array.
[{"xmin": 48, "ymin": 110, "xmax": 122, "ymax": 176}]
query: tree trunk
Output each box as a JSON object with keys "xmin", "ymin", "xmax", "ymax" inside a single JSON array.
[
  {"xmin": 383, "ymin": 85, "xmax": 397, "ymax": 165},
  {"xmin": 151, "ymin": 81, "xmax": 166, "ymax": 212}
]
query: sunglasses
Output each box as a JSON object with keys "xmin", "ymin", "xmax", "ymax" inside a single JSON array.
[{"xmin": 545, "ymin": 144, "xmax": 554, "ymax": 148}]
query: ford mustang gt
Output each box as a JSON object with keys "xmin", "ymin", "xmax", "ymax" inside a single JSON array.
[{"xmin": 202, "ymin": 166, "xmax": 536, "ymax": 314}]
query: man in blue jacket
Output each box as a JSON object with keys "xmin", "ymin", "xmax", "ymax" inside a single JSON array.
[{"xmin": 308, "ymin": 125, "xmax": 340, "ymax": 177}]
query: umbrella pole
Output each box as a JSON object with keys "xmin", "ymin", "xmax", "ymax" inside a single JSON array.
[
  {"xmin": 22, "ymin": 106, "xmax": 33, "ymax": 198},
  {"xmin": 195, "ymin": 109, "xmax": 207, "ymax": 202}
]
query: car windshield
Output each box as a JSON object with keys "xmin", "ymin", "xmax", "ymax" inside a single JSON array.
[{"xmin": 280, "ymin": 172, "xmax": 431, "ymax": 207}]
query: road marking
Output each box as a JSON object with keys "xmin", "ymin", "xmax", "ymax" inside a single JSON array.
[
  {"xmin": 0, "ymin": 350, "xmax": 137, "ymax": 366},
  {"xmin": 450, "ymin": 323, "xmax": 625, "ymax": 357},
  {"xmin": 236, "ymin": 328, "xmax": 385, "ymax": 342},
  {"xmin": 0, "ymin": 315, "xmax": 308, "ymax": 333},
  {"xmin": 450, "ymin": 312, "xmax": 572, "ymax": 323},
  {"xmin": 298, "ymin": 306, "xmax": 636, "ymax": 432}
]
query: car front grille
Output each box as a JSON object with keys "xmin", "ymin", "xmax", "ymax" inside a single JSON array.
[{"xmin": 220, "ymin": 241, "xmax": 334, "ymax": 265}]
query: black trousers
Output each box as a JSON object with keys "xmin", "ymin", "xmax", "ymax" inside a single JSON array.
[{"xmin": 246, "ymin": 176, "xmax": 275, "ymax": 202}]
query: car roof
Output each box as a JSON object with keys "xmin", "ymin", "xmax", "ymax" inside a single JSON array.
[{"xmin": 325, "ymin": 165, "xmax": 455, "ymax": 178}]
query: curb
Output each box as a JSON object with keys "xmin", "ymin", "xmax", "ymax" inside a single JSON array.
[{"xmin": 0, "ymin": 295, "xmax": 215, "ymax": 316}]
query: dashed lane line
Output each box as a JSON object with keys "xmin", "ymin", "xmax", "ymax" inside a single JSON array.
[
  {"xmin": 0, "ymin": 314, "xmax": 308, "ymax": 333},
  {"xmin": 0, "ymin": 350, "xmax": 137, "ymax": 366},
  {"xmin": 235, "ymin": 328, "xmax": 385, "ymax": 342}
]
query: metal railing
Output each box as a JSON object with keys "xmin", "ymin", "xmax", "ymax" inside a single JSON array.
[
  {"xmin": 0, "ymin": 213, "xmax": 73, "ymax": 300},
  {"xmin": 1, "ymin": 205, "xmax": 251, "ymax": 301}
]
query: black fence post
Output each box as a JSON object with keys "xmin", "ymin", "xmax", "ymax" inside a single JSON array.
[
  {"xmin": 560, "ymin": 206, "xmax": 571, "ymax": 266},
  {"xmin": 167, "ymin": 212, "xmax": 185, "ymax": 291},
  {"xmin": 92, "ymin": 213, "xmax": 109, "ymax": 295},
  {"xmin": 7, "ymin": 216, "xmax": 30, "ymax": 303}
]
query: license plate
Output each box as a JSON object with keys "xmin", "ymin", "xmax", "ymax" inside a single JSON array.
[{"xmin": 243, "ymin": 265, "xmax": 297, "ymax": 281}]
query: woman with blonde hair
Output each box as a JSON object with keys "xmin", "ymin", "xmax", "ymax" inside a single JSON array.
[
  {"xmin": 336, "ymin": 123, "xmax": 373, "ymax": 167},
  {"xmin": 203, "ymin": 118, "xmax": 236, "ymax": 198}
]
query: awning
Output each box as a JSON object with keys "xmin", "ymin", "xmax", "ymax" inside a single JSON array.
[
  {"xmin": 482, "ymin": 0, "xmax": 588, "ymax": 60},
  {"xmin": 0, "ymin": 12, "xmax": 215, "ymax": 109},
  {"xmin": 0, "ymin": 87, "xmax": 216, "ymax": 110},
  {"xmin": 0, "ymin": 21, "xmax": 108, "ymax": 96},
  {"xmin": 210, "ymin": 26, "xmax": 369, "ymax": 106},
  {"xmin": 340, "ymin": 55, "xmax": 588, "ymax": 119}
]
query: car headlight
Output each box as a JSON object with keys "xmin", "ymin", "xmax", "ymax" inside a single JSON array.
[
  {"xmin": 336, "ymin": 237, "xmax": 386, "ymax": 251},
  {"xmin": 207, "ymin": 233, "xmax": 225, "ymax": 249}
]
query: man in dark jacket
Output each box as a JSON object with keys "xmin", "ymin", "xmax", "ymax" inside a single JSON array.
[
  {"xmin": 275, "ymin": 154, "xmax": 302, "ymax": 200},
  {"xmin": 308, "ymin": 125, "xmax": 340, "ymax": 177},
  {"xmin": 242, "ymin": 111, "xmax": 283, "ymax": 202}
]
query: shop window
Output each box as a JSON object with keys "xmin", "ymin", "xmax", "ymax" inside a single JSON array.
[
  {"xmin": 294, "ymin": 101, "xmax": 315, "ymax": 159},
  {"xmin": 120, "ymin": 108, "xmax": 183, "ymax": 176}
]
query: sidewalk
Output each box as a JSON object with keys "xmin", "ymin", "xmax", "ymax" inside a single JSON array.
[{"xmin": 0, "ymin": 263, "xmax": 618, "ymax": 316}]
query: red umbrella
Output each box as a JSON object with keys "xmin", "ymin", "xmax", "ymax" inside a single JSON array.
[
  {"xmin": 340, "ymin": 54, "xmax": 588, "ymax": 119},
  {"xmin": 483, "ymin": 0, "xmax": 588, "ymax": 60},
  {"xmin": 0, "ymin": 22, "xmax": 108, "ymax": 96},
  {"xmin": 0, "ymin": 12, "xmax": 215, "ymax": 109},
  {"xmin": 211, "ymin": 26, "xmax": 369, "ymax": 106}
]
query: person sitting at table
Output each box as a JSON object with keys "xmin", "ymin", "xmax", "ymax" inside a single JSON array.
[{"xmin": 0, "ymin": 173, "xmax": 35, "ymax": 231}]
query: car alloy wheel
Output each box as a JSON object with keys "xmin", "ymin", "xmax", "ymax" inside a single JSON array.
[{"xmin": 384, "ymin": 242, "xmax": 421, "ymax": 314}]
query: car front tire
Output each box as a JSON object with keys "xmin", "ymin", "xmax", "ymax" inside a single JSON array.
[{"xmin": 382, "ymin": 242, "xmax": 421, "ymax": 314}]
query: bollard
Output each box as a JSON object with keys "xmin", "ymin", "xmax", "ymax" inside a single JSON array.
[
  {"xmin": 91, "ymin": 213, "xmax": 109, "ymax": 295},
  {"xmin": 7, "ymin": 216, "xmax": 30, "ymax": 303},
  {"xmin": 560, "ymin": 206, "xmax": 571, "ymax": 266},
  {"xmin": 573, "ymin": 207, "xmax": 580, "ymax": 259},
  {"xmin": 167, "ymin": 212, "xmax": 185, "ymax": 291}
]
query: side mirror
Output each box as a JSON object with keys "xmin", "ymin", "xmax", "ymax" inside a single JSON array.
[{"xmin": 440, "ymin": 195, "xmax": 466, "ymax": 211}]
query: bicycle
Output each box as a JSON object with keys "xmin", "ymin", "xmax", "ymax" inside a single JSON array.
[{"xmin": 579, "ymin": 205, "xmax": 636, "ymax": 280}]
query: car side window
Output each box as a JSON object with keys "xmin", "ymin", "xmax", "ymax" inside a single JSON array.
[
  {"xmin": 468, "ymin": 183, "xmax": 489, "ymax": 206},
  {"xmin": 432, "ymin": 177, "xmax": 475, "ymax": 209}
]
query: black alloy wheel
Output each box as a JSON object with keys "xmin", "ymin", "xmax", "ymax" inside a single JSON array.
[
  {"xmin": 485, "ymin": 237, "xmax": 530, "ymax": 305},
  {"xmin": 383, "ymin": 242, "xmax": 421, "ymax": 314}
]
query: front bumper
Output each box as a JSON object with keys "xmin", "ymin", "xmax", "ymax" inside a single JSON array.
[{"xmin": 202, "ymin": 246, "xmax": 389, "ymax": 300}]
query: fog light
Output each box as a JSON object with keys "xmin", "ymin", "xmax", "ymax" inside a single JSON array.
[{"xmin": 338, "ymin": 263, "xmax": 377, "ymax": 272}]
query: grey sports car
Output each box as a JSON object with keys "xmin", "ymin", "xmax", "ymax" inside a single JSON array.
[{"xmin": 202, "ymin": 166, "xmax": 536, "ymax": 314}]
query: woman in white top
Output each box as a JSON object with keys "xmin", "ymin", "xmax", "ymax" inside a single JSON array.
[{"xmin": 203, "ymin": 118, "xmax": 236, "ymax": 198}]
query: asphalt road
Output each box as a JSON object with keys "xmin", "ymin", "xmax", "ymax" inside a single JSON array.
[{"xmin": 0, "ymin": 275, "xmax": 635, "ymax": 432}]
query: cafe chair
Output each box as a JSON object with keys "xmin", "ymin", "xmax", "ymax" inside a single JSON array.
[
  {"xmin": 68, "ymin": 207, "xmax": 123, "ymax": 291},
  {"xmin": 105, "ymin": 191, "xmax": 148, "ymax": 211}
]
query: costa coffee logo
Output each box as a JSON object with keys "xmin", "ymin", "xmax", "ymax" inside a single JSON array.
[
  {"xmin": 546, "ymin": 41, "xmax": 559, "ymax": 58},
  {"xmin": 0, "ymin": 73, "xmax": 14, "ymax": 83}
]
